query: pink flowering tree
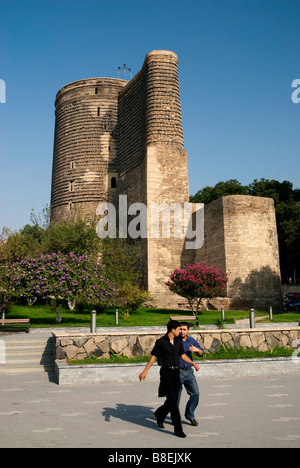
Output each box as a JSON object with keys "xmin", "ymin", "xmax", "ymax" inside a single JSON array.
[
  {"xmin": 0, "ymin": 264, "xmax": 16, "ymax": 315},
  {"xmin": 166, "ymin": 263, "xmax": 229, "ymax": 316},
  {"xmin": 7, "ymin": 253, "xmax": 116, "ymax": 322}
]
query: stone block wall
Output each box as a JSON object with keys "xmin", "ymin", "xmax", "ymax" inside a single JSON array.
[
  {"xmin": 194, "ymin": 195, "xmax": 282, "ymax": 310},
  {"xmin": 50, "ymin": 50, "xmax": 282, "ymax": 311},
  {"xmin": 222, "ymin": 196, "xmax": 282, "ymax": 308},
  {"xmin": 53, "ymin": 328, "xmax": 300, "ymax": 361},
  {"xmin": 117, "ymin": 50, "xmax": 191, "ymax": 300},
  {"xmin": 51, "ymin": 78, "xmax": 127, "ymax": 222}
]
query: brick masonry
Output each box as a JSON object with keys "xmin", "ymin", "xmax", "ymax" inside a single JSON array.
[{"xmin": 51, "ymin": 50, "xmax": 282, "ymax": 309}]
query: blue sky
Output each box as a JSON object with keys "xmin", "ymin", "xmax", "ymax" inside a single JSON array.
[{"xmin": 0, "ymin": 0, "xmax": 299, "ymax": 232}]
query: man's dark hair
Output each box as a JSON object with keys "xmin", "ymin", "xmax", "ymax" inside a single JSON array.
[
  {"xmin": 180, "ymin": 322, "xmax": 190, "ymax": 329},
  {"xmin": 167, "ymin": 320, "xmax": 181, "ymax": 333}
]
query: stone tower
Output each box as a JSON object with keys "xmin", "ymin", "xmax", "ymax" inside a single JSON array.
[
  {"xmin": 116, "ymin": 50, "xmax": 190, "ymax": 299},
  {"xmin": 51, "ymin": 50, "xmax": 282, "ymax": 309},
  {"xmin": 51, "ymin": 77, "xmax": 127, "ymax": 222}
]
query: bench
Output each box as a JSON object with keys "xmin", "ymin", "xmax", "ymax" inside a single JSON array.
[
  {"xmin": 0, "ymin": 319, "xmax": 30, "ymax": 333},
  {"xmin": 170, "ymin": 315, "xmax": 199, "ymax": 327}
]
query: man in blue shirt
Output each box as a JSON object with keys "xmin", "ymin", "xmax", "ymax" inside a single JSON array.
[{"xmin": 178, "ymin": 322, "xmax": 204, "ymax": 426}]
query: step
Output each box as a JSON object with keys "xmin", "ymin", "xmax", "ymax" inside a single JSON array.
[
  {"xmin": 4, "ymin": 355, "xmax": 54, "ymax": 363},
  {"xmin": 1, "ymin": 337, "xmax": 53, "ymax": 344},
  {"xmin": 0, "ymin": 367, "xmax": 54, "ymax": 374},
  {"xmin": 5, "ymin": 345, "xmax": 54, "ymax": 353},
  {"xmin": 5, "ymin": 349, "xmax": 53, "ymax": 356},
  {"xmin": 0, "ymin": 364, "xmax": 54, "ymax": 374},
  {"xmin": 0, "ymin": 336, "xmax": 54, "ymax": 374}
]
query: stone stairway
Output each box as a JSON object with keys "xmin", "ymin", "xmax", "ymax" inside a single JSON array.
[{"xmin": 0, "ymin": 334, "xmax": 54, "ymax": 374}]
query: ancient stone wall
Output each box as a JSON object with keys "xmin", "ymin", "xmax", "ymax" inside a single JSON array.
[
  {"xmin": 117, "ymin": 70, "xmax": 145, "ymax": 178},
  {"xmin": 223, "ymin": 196, "xmax": 282, "ymax": 308},
  {"xmin": 51, "ymin": 78, "xmax": 127, "ymax": 222},
  {"xmin": 50, "ymin": 50, "xmax": 282, "ymax": 310},
  {"xmin": 194, "ymin": 197, "xmax": 226, "ymax": 282},
  {"xmin": 116, "ymin": 51, "xmax": 190, "ymax": 298},
  {"xmin": 143, "ymin": 51, "xmax": 184, "ymax": 147},
  {"xmin": 193, "ymin": 195, "xmax": 282, "ymax": 310},
  {"xmin": 53, "ymin": 327, "xmax": 300, "ymax": 361}
]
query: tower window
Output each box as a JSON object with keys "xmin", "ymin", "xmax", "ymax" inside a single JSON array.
[
  {"xmin": 69, "ymin": 180, "xmax": 75, "ymax": 192},
  {"xmin": 95, "ymin": 87, "xmax": 98, "ymax": 95},
  {"xmin": 97, "ymin": 107, "xmax": 100, "ymax": 116},
  {"xmin": 111, "ymin": 177, "xmax": 117, "ymax": 189}
]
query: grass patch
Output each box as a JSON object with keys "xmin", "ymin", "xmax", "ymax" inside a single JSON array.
[
  {"xmin": 6, "ymin": 303, "xmax": 297, "ymax": 329},
  {"xmin": 202, "ymin": 346, "xmax": 293, "ymax": 360},
  {"xmin": 69, "ymin": 354, "xmax": 152, "ymax": 365},
  {"xmin": 68, "ymin": 347, "xmax": 293, "ymax": 366}
]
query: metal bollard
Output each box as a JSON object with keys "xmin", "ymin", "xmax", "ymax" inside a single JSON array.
[
  {"xmin": 91, "ymin": 310, "xmax": 97, "ymax": 333},
  {"xmin": 269, "ymin": 306, "xmax": 273, "ymax": 321},
  {"xmin": 115, "ymin": 309, "xmax": 119, "ymax": 326},
  {"xmin": 249, "ymin": 308, "xmax": 255, "ymax": 329},
  {"xmin": 221, "ymin": 307, "xmax": 225, "ymax": 322}
]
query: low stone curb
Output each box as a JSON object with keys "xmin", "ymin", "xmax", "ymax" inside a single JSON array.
[
  {"xmin": 53, "ymin": 326, "xmax": 300, "ymax": 361},
  {"xmin": 55, "ymin": 356, "xmax": 300, "ymax": 385}
]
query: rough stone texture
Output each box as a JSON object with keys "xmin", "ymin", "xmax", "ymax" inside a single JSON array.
[
  {"xmin": 51, "ymin": 50, "xmax": 282, "ymax": 309},
  {"xmin": 51, "ymin": 77, "xmax": 127, "ymax": 222},
  {"xmin": 53, "ymin": 327, "xmax": 300, "ymax": 361},
  {"xmin": 194, "ymin": 196, "xmax": 282, "ymax": 309}
]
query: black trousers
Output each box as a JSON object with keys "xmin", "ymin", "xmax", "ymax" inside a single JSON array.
[{"xmin": 155, "ymin": 367, "xmax": 182, "ymax": 432}]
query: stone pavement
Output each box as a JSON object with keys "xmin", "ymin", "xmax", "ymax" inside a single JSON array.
[{"xmin": 0, "ymin": 368, "xmax": 300, "ymax": 448}]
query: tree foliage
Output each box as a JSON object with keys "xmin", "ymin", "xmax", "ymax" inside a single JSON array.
[
  {"xmin": 166, "ymin": 263, "xmax": 229, "ymax": 316},
  {"xmin": 190, "ymin": 178, "xmax": 300, "ymax": 282},
  {"xmin": 6, "ymin": 253, "xmax": 116, "ymax": 322},
  {"xmin": 0, "ymin": 211, "xmax": 149, "ymax": 316},
  {"xmin": 0, "ymin": 210, "xmax": 102, "ymax": 264},
  {"xmin": 100, "ymin": 237, "xmax": 150, "ymax": 314}
]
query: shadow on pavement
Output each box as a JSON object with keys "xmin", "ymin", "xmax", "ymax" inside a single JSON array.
[{"xmin": 102, "ymin": 403, "xmax": 174, "ymax": 436}]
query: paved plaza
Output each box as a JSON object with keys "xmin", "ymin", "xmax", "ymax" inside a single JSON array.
[{"xmin": 0, "ymin": 368, "xmax": 300, "ymax": 448}]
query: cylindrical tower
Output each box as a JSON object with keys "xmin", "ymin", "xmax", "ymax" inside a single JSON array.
[
  {"xmin": 144, "ymin": 50, "xmax": 184, "ymax": 147},
  {"xmin": 51, "ymin": 77, "xmax": 127, "ymax": 223}
]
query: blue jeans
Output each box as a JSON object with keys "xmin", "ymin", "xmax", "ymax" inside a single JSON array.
[{"xmin": 178, "ymin": 368, "xmax": 200, "ymax": 420}]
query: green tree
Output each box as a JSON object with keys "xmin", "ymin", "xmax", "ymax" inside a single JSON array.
[
  {"xmin": 101, "ymin": 237, "xmax": 150, "ymax": 314},
  {"xmin": 0, "ymin": 212, "xmax": 102, "ymax": 264},
  {"xmin": 42, "ymin": 216, "xmax": 101, "ymax": 256},
  {"xmin": 0, "ymin": 264, "xmax": 16, "ymax": 315},
  {"xmin": 7, "ymin": 253, "xmax": 116, "ymax": 322},
  {"xmin": 190, "ymin": 178, "xmax": 300, "ymax": 283},
  {"xmin": 166, "ymin": 263, "xmax": 229, "ymax": 316},
  {"xmin": 190, "ymin": 179, "xmax": 249, "ymax": 204}
]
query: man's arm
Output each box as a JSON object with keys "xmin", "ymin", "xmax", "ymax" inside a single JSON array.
[
  {"xmin": 181, "ymin": 354, "xmax": 200, "ymax": 372},
  {"xmin": 139, "ymin": 355, "xmax": 157, "ymax": 382},
  {"xmin": 189, "ymin": 345, "xmax": 204, "ymax": 357},
  {"xmin": 189, "ymin": 338, "xmax": 204, "ymax": 357}
]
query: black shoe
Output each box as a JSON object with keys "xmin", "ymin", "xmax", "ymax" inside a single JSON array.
[
  {"xmin": 186, "ymin": 418, "xmax": 198, "ymax": 426},
  {"xmin": 175, "ymin": 431, "xmax": 187, "ymax": 438},
  {"xmin": 157, "ymin": 420, "xmax": 165, "ymax": 429},
  {"xmin": 154, "ymin": 412, "xmax": 165, "ymax": 429}
]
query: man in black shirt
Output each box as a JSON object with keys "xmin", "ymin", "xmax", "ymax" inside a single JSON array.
[{"xmin": 139, "ymin": 321, "xmax": 199, "ymax": 438}]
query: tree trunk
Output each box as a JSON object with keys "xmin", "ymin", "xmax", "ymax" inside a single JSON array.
[{"xmin": 55, "ymin": 301, "xmax": 62, "ymax": 323}]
